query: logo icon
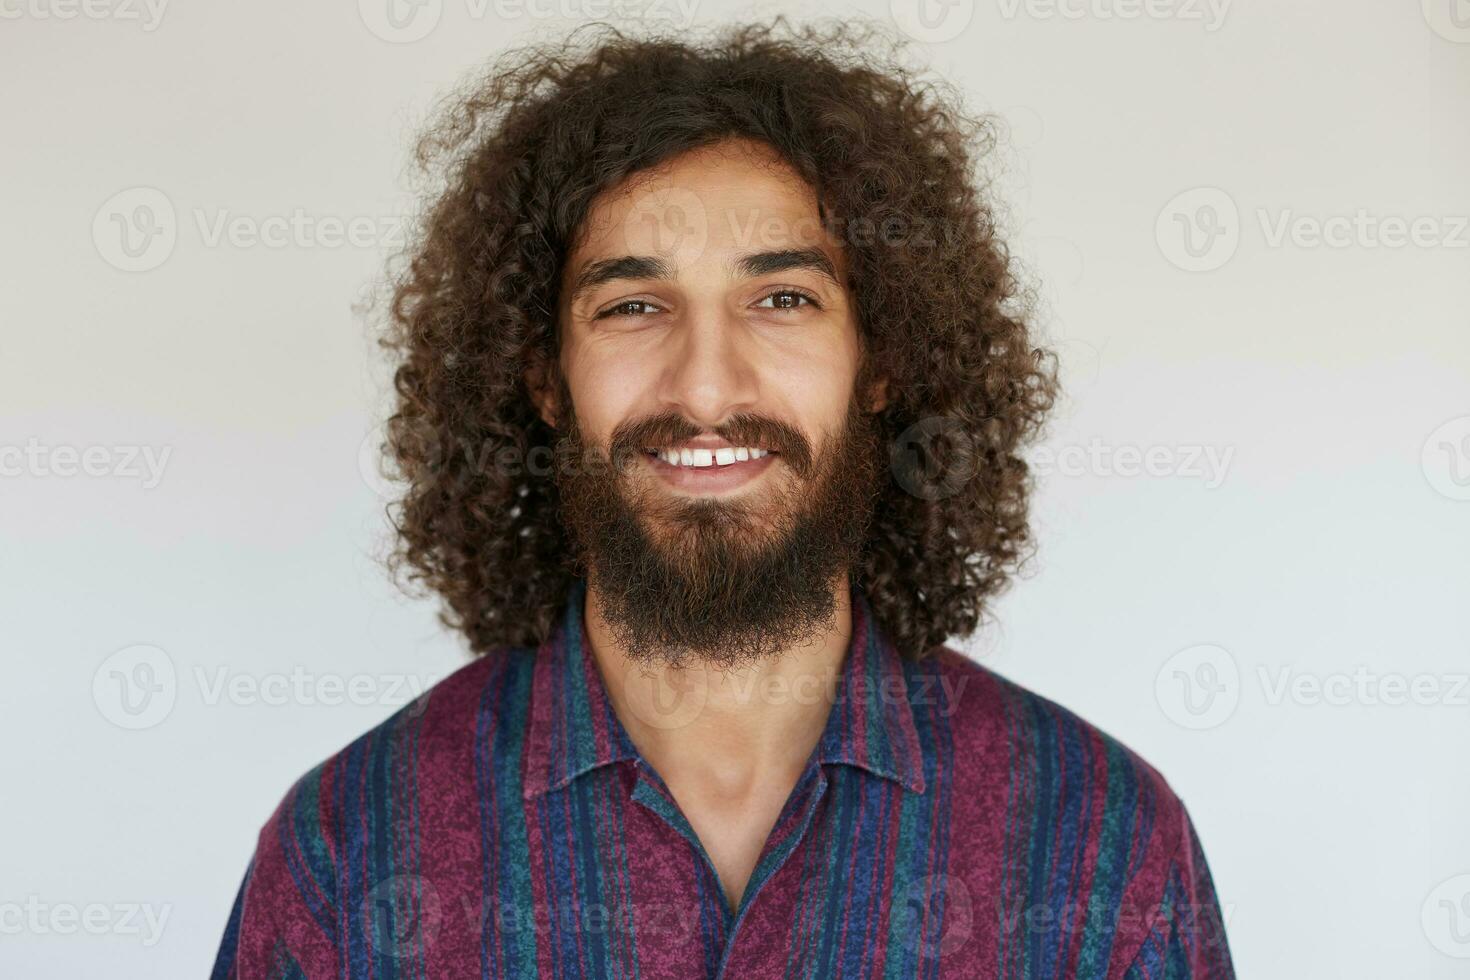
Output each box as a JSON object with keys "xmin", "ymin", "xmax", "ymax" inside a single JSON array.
[
  {"xmin": 93, "ymin": 644, "xmax": 177, "ymax": 730},
  {"xmin": 1155, "ymin": 643, "xmax": 1239, "ymax": 730},
  {"xmin": 1422, "ymin": 0, "xmax": 1470, "ymax": 42},
  {"xmin": 619, "ymin": 661, "xmax": 709, "ymax": 731},
  {"xmin": 358, "ymin": 422, "xmax": 398, "ymax": 501},
  {"xmin": 620, "ymin": 185, "xmax": 709, "ymax": 267},
  {"xmin": 1423, "ymin": 874, "xmax": 1470, "ymax": 958},
  {"xmin": 891, "ymin": 0, "xmax": 975, "ymax": 43},
  {"xmin": 1422, "ymin": 416, "xmax": 1470, "ymax": 501},
  {"xmin": 895, "ymin": 873, "xmax": 974, "ymax": 959},
  {"xmin": 359, "ymin": 0, "xmax": 442, "ymax": 43},
  {"xmin": 363, "ymin": 874, "xmax": 443, "ymax": 958},
  {"xmin": 1156, "ymin": 187, "xmax": 1239, "ymax": 272},
  {"xmin": 890, "ymin": 416, "xmax": 977, "ymax": 501},
  {"xmin": 359, "ymin": 418, "xmax": 448, "ymax": 501},
  {"xmin": 93, "ymin": 187, "xmax": 176, "ymax": 272}
]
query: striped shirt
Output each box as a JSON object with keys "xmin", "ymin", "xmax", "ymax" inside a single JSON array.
[{"xmin": 212, "ymin": 577, "xmax": 1235, "ymax": 978}]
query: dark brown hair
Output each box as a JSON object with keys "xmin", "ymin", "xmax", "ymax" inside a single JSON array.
[{"xmin": 377, "ymin": 17, "xmax": 1058, "ymax": 660}]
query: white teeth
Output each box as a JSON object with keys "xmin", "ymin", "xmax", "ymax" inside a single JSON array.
[{"xmin": 653, "ymin": 446, "xmax": 770, "ymax": 468}]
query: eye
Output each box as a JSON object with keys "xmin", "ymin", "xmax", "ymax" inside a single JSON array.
[
  {"xmin": 593, "ymin": 298, "xmax": 665, "ymax": 320},
  {"xmin": 754, "ymin": 288, "xmax": 822, "ymax": 312}
]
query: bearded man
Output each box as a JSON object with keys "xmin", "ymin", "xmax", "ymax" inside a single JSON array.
[{"xmin": 213, "ymin": 20, "xmax": 1234, "ymax": 979}]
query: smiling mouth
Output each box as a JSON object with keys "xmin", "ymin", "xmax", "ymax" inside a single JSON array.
[{"xmin": 643, "ymin": 446, "xmax": 778, "ymax": 468}]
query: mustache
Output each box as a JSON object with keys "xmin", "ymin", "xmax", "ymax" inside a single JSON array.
[{"xmin": 607, "ymin": 411, "xmax": 815, "ymax": 478}]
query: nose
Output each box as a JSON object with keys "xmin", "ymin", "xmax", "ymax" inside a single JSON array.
[{"xmin": 657, "ymin": 308, "xmax": 759, "ymax": 429}]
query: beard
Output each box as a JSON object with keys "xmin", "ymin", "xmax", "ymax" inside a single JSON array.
[{"xmin": 553, "ymin": 386, "xmax": 883, "ymax": 670}]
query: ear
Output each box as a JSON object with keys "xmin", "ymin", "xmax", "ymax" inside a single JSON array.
[
  {"xmin": 865, "ymin": 374, "xmax": 891, "ymax": 413},
  {"xmin": 524, "ymin": 359, "xmax": 559, "ymax": 429}
]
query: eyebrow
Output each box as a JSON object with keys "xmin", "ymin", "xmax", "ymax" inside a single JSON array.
[{"xmin": 566, "ymin": 248, "xmax": 841, "ymax": 308}]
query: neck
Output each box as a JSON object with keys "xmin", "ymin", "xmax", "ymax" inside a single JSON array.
[{"xmin": 583, "ymin": 572, "xmax": 854, "ymax": 791}]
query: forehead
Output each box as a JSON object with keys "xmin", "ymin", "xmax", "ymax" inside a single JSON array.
[{"xmin": 566, "ymin": 138, "xmax": 842, "ymax": 271}]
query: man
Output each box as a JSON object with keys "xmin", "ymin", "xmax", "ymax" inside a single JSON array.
[{"xmin": 213, "ymin": 20, "xmax": 1234, "ymax": 979}]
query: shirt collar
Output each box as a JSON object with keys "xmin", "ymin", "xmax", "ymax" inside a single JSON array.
[{"xmin": 522, "ymin": 577, "xmax": 927, "ymax": 800}]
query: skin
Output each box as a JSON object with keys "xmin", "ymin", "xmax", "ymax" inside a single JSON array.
[{"xmin": 529, "ymin": 137, "xmax": 888, "ymax": 912}]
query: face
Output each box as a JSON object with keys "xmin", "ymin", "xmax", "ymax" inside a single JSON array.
[{"xmin": 537, "ymin": 138, "xmax": 888, "ymax": 667}]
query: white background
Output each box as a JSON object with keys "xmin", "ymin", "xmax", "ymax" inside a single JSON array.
[{"xmin": 2, "ymin": 0, "xmax": 1468, "ymax": 976}]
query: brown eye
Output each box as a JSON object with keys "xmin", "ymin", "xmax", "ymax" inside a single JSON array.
[
  {"xmin": 595, "ymin": 299, "xmax": 663, "ymax": 320},
  {"xmin": 755, "ymin": 289, "xmax": 820, "ymax": 311}
]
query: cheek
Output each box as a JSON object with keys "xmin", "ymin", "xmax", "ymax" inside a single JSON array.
[
  {"xmin": 565, "ymin": 352, "xmax": 648, "ymax": 441},
  {"xmin": 766, "ymin": 345, "xmax": 859, "ymax": 427}
]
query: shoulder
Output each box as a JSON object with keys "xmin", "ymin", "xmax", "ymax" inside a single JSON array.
[
  {"xmin": 248, "ymin": 646, "xmax": 538, "ymax": 869},
  {"xmin": 914, "ymin": 645, "xmax": 1195, "ymax": 886},
  {"xmin": 215, "ymin": 649, "xmax": 539, "ymax": 965},
  {"xmin": 914, "ymin": 646, "xmax": 1215, "ymax": 973},
  {"xmin": 921, "ymin": 643, "xmax": 1186, "ymax": 825},
  {"xmin": 917, "ymin": 646, "xmax": 1228, "ymax": 975},
  {"xmin": 214, "ymin": 650, "xmax": 534, "ymax": 970}
]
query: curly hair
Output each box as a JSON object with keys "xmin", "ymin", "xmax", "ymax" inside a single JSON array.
[{"xmin": 377, "ymin": 16, "xmax": 1059, "ymax": 661}]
